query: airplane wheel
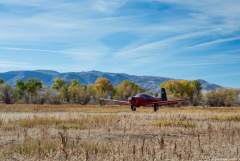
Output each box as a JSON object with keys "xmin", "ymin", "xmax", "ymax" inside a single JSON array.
[
  {"xmin": 154, "ymin": 104, "xmax": 159, "ymax": 112},
  {"xmin": 131, "ymin": 105, "xmax": 136, "ymax": 111}
]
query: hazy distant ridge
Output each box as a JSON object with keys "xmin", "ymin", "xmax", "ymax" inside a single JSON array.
[{"xmin": 0, "ymin": 70, "xmax": 222, "ymax": 92}]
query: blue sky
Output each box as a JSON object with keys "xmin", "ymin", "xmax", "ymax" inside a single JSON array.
[{"xmin": 0, "ymin": 0, "xmax": 240, "ymax": 87}]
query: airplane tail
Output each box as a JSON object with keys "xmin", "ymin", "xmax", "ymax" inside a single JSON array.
[{"xmin": 161, "ymin": 88, "xmax": 167, "ymax": 101}]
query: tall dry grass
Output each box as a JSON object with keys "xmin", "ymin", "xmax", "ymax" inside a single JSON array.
[{"xmin": 0, "ymin": 105, "xmax": 240, "ymax": 161}]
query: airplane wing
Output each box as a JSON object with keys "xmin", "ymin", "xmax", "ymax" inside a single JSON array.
[
  {"xmin": 100, "ymin": 98, "xmax": 130, "ymax": 105},
  {"xmin": 152, "ymin": 99, "xmax": 184, "ymax": 106}
]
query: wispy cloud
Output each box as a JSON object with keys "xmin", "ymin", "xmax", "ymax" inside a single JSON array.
[
  {"xmin": 115, "ymin": 29, "xmax": 221, "ymax": 59},
  {"xmin": 0, "ymin": 0, "xmax": 44, "ymax": 6},
  {"xmin": 0, "ymin": 46, "xmax": 66, "ymax": 54},
  {"xmin": 91, "ymin": 0, "xmax": 127, "ymax": 13},
  {"xmin": 0, "ymin": 0, "xmax": 239, "ymax": 87},
  {"xmin": 188, "ymin": 36, "xmax": 240, "ymax": 49}
]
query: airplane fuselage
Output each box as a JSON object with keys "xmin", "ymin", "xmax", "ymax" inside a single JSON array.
[{"xmin": 129, "ymin": 94, "xmax": 162, "ymax": 107}]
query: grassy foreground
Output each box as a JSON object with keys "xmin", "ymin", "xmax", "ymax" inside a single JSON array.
[{"xmin": 0, "ymin": 104, "xmax": 240, "ymax": 161}]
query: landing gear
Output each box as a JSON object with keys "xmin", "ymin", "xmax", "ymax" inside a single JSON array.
[
  {"xmin": 131, "ymin": 105, "xmax": 136, "ymax": 111},
  {"xmin": 153, "ymin": 104, "xmax": 159, "ymax": 112}
]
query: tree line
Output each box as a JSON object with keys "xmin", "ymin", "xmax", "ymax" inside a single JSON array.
[
  {"xmin": 161, "ymin": 80, "xmax": 239, "ymax": 107},
  {"xmin": 0, "ymin": 78, "xmax": 144, "ymax": 105},
  {"xmin": 0, "ymin": 78, "xmax": 239, "ymax": 107}
]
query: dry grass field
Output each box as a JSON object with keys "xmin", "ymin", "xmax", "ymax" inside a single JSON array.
[{"xmin": 1, "ymin": 104, "xmax": 240, "ymax": 161}]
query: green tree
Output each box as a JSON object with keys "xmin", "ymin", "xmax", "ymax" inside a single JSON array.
[
  {"xmin": 0, "ymin": 84, "xmax": 15, "ymax": 104},
  {"xmin": 68, "ymin": 80, "xmax": 91, "ymax": 104},
  {"xmin": 68, "ymin": 80, "xmax": 81, "ymax": 103},
  {"xmin": 52, "ymin": 78, "xmax": 67, "ymax": 91},
  {"xmin": 25, "ymin": 79, "xmax": 43, "ymax": 103},
  {"xmin": 51, "ymin": 78, "xmax": 69, "ymax": 103},
  {"xmin": 0, "ymin": 79, "xmax": 4, "ymax": 84},
  {"xmin": 191, "ymin": 80, "xmax": 202, "ymax": 105},
  {"xmin": 15, "ymin": 80, "xmax": 27, "ymax": 102},
  {"xmin": 114, "ymin": 80, "xmax": 144, "ymax": 99}
]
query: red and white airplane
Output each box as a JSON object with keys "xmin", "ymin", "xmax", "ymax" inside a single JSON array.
[{"xmin": 102, "ymin": 88, "xmax": 184, "ymax": 112}]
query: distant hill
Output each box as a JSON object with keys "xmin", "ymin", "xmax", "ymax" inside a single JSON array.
[{"xmin": 0, "ymin": 70, "xmax": 222, "ymax": 93}]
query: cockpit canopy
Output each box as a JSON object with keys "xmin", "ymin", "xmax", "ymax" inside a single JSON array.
[{"xmin": 135, "ymin": 94, "xmax": 155, "ymax": 99}]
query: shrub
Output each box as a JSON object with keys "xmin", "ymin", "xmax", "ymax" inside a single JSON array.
[{"xmin": 205, "ymin": 89, "xmax": 238, "ymax": 107}]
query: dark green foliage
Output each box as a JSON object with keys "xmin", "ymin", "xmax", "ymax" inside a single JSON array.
[
  {"xmin": 0, "ymin": 79, "xmax": 4, "ymax": 84},
  {"xmin": 0, "ymin": 84, "xmax": 15, "ymax": 104},
  {"xmin": 15, "ymin": 79, "xmax": 43, "ymax": 103},
  {"xmin": 16, "ymin": 80, "xmax": 27, "ymax": 101},
  {"xmin": 52, "ymin": 78, "xmax": 67, "ymax": 91}
]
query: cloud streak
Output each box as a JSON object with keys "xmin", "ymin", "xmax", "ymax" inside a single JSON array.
[
  {"xmin": 188, "ymin": 36, "xmax": 240, "ymax": 49},
  {"xmin": 0, "ymin": 0, "xmax": 239, "ymax": 87}
]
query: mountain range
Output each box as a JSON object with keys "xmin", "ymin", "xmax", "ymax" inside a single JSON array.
[{"xmin": 0, "ymin": 70, "xmax": 222, "ymax": 93}]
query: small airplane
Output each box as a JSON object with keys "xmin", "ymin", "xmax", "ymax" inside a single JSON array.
[{"xmin": 102, "ymin": 88, "xmax": 184, "ymax": 112}]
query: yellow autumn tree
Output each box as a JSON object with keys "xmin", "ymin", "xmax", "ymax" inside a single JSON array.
[
  {"xmin": 161, "ymin": 80, "xmax": 202, "ymax": 105},
  {"xmin": 114, "ymin": 80, "xmax": 144, "ymax": 100},
  {"xmin": 94, "ymin": 77, "xmax": 113, "ymax": 99}
]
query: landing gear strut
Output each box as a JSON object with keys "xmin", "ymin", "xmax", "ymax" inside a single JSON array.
[
  {"xmin": 131, "ymin": 105, "xmax": 136, "ymax": 111},
  {"xmin": 153, "ymin": 104, "xmax": 159, "ymax": 112}
]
